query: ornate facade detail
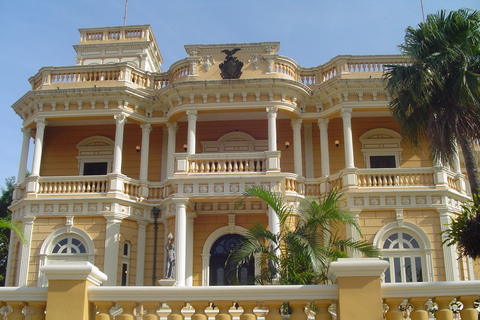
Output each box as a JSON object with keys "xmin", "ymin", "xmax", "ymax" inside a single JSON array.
[
  {"xmin": 248, "ymin": 54, "xmax": 263, "ymax": 70},
  {"xmin": 219, "ymin": 49, "xmax": 243, "ymax": 79},
  {"xmin": 200, "ymin": 55, "xmax": 215, "ymax": 71}
]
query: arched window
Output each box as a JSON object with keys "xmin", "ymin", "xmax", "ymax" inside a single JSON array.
[
  {"xmin": 209, "ymin": 234, "xmax": 254, "ymax": 286},
  {"xmin": 52, "ymin": 236, "xmax": 87, "ymax": 254},
  {"xmin": 374, "ymin": 222, "xmax": 434, "ymax": 283},
  {"xmin": 38, "ymin": 227, "xmax": 95, "ymax": 286}
]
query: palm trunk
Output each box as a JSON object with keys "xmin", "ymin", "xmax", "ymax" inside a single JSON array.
[{"xmin": 458, "ymin": 138, "xmax": 480, "ymax": 204}]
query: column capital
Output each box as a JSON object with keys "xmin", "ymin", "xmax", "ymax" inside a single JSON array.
[
  {"xmin": 35, "ymin": 118, "xmax": 48, "ymax": 128},
  {"xmin": 317, "ymin": 118, "xmax": 329, "ymax": 127},
  {"xmin": 114, "ymin": 114, "xmax": 127, "ymax": 126},
  {"xmin": 266, "ymin": 107, "xmax": 278, "ymax": 116},
  {"xmin": 167, "ymin": 122, "xmax": 178, "ymax": 131},
  {"xmin": 172, "ymin": 197, "xmax": 189, "ymax": 207},
  {"xmin": 186, "ymin": 110, "xmax": 198, "ymax": 119},
  {"xmin": 140, "ymin": 123, "xmax": 152, "ymax": 132},
  {"xmin": 291, "ymin": 119, "xmax": 302, "ymax": 130},
  {"xmin": 436, "ymin": 207, "xmax": 451, "ymax": 216},
  {"xmin": 21, "ymin": 127, "xmax": 33, "ymax": 135},
  {"xmin": 340, "ymin": 108, "xmax": 352, "ymax": 118},
  {"xmin": 21, "ymin": 216, "xmax": 36, "ymax": 225}
]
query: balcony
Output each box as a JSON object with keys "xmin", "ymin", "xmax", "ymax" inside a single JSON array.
[{"xmin": 12, "ymin": 165, "xmax": 467, "ymax": 209}]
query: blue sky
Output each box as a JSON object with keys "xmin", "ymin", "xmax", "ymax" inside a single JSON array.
[{"xmin": 0, "ymin": 0, "xmax": 478, "ymax": 188}]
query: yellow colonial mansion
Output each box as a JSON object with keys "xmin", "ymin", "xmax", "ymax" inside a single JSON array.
[{"xmin": 2, "ymin": 25, "xmax": 480, "ymax": 320}]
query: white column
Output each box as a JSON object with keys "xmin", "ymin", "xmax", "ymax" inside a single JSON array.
[
  {"xmin": 166, "ymin": 123, "xmax": 178, "ymax": 178},
  {"xmin": 186, "ymin": 110, "xmax": 197, "ymax": 155},
  {"xmin": 268, "ymin": 205, "xmax": 280, "ymax": 280},
  {"xmin": 31, "ymin": 118, "xmax": 47, "ymax": 176},
  {"xmin": 341, "ymin": 108, "xmax": 355, "ymax": 169},
  {"xmin": 104, "ymin": 215, "xmax": 122, "ymax": 285},
  {"xmin": 17, "ymin": 128, "xmax": 32, "ymax": 183},
  {"xmin": 173, "ymin": 198, "xmax": 188, "ymax": 286},
  {"xmin": 268, "ymin": 206, "xmax": 280, "ymax": 235},
  {"xmin": 113, "ymin": 114, "xmax": 127, "ymax": 174},
  {"xmin": 318, "ymin": 119, "xmax": 330, "ymax": 176},
  {"xmin": 451, "ymin": 150, "xmax": 462, "ymax": 174},
  {"xmin": 17, "ymin": 217, "xmax": 35, "ymax": 286},
  {"xmin": 438, "ymin": 208, "xmax": 460, "ymax": 281},
  {"xmin": 135, "ymin": 220, "xmax": 148, "ymax": 286},
  {"xmin": 161, "ymin": 127, "xmax": 168, "ymax": 181},
  {"xmin": 266, "ymin": 107, "xmax": 278, "ymax": 151},
  {"xmin": 185, "ymin": 212, "xmax": 196, "ymax": 286},
  {"xmin": 291, "ymin": 119, "xmax": 303, "ymax": 177},
  {"xmin": 345, "ymin": 209, "xmax": 361, "ymax": 258},
  {"xmin": 303, "ymin": 123, "xmax": 314, "ymax": 179},
  {"xmin": 139, "ymin": 124, "xmax": 152, "ymax": 181}
]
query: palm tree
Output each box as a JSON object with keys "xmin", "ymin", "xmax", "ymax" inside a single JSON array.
[
  {"xmin": 226, "ymin": 186, "xmax": 379, "ymax": 285},
  {"xmin": 384, "ymin": 9, "xmax": 480, "ymax": 202}
]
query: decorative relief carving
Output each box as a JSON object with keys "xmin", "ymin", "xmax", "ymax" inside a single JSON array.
[
  {"xmin": 219, "ymin": 49, "xmax": 243, "ymax": 79},
  {"xmin": 200, "ymin": 55, "xmax": 215, "ymax": 71},
  {"xmin": 248, "ymin": 54, "xmax": 264, "ymax": 70}
]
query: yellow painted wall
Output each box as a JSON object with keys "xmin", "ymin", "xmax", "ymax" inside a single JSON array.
[
  {"xmin": 359, "ymin": 209, "xmax": 445, "ymax": 281},
  {"xmin": 26, "ymin": 216, "xmax": 106, "ymax": 286},
  {"xmin": 119, "ymin": 219, "xmax": 139, "ymax": 286}
]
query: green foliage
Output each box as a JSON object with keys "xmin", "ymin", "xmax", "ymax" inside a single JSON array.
[
  {"xmin": 227, "ymin": 186, "xmax": 380, "ymax": 285},
  {"xmin": 0, "ymin": 177, "xmax": 25, "ymax": 285},
  {"xmin": 384, "ymin": 9, "xmax": 480, "ymax": 199},
  {"xmin": 442, "ymin": 196, "xmax": 480, "ymax": 260}
]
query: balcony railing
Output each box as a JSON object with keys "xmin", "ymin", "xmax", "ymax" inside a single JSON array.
[
  {"xmin": 356, "ymin": 168, "xmax": 435, "ymax": 188},
  {"xmin": 30, "ymin": 55, "xmax": 408, "ymax": 92},
  {"xmin": 12, "ymin": 166, "xmax": 467, "ymax": 206},
  {"xmin": 1, "ymin": 264, "xmax": 480, "ymax": 320},
  {"xmin": 175, "ymin": 152, "xmax": 280, "ymax": 175},
  {"xmin": 37, "ymin": 176, "xmax": 109, "ymax": 194}
]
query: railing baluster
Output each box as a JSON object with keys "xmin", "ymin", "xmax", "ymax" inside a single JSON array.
[
  {"xmin": 167, "ymin": 301, "xmax": 185, "ymax": 320},
  {"xmin": 289, "ymin": 300, "xmax": 307, "ymax": 320},
  {"xmin": 94, "ymin": 301, "xmax": 114, "ymax": 320},
  {"xmin": 142, "ymin": 301, "xmax": 161, "ymax": 320},
  {"xmin": 214, "ymin": 301, "xmax": 233, "ymax": 320},
  {"xmin": 117, "ymin": 301, "xmax": 137, "ymax": 320},
  {"xmin": 190, "ymin": 301, "xmax": 208, "ymax": 320},
  {"xmin": 239, "ymin": 301, "xmax": 257, "ymax": 320},
  {"xmin": 459, "ymin": 296, "xmax": 479, "ymax": 320},
  {"xmin": 433, "ymin": 296, "xmax": 454, "ymax": 320},
  {"xmin": 384, "ymin": 298, "xmax": 405, "ymax": 320},
  {"xmin": 264, "ymin": 300, "xmax": 283, "ymax": 320}
]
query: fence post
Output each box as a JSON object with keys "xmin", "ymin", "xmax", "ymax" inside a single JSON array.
[
  {"xmin": 40, "ymin": 262, "xmax": 107, "ymax": 320},
  {"xmin": 328, "ymin": 258, "xmax": 388, "ymax": 320}
]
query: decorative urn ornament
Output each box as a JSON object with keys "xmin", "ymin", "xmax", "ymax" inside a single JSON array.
[{"xmin": 219, "ymin": 48, "xmax": 244, "ymax": 79}]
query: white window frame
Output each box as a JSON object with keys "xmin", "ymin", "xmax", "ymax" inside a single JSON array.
[
  {"xmin": 359, "ymin": 128, "xmax": 402, "ymax": 168},
  {"xmin": 38, "ymin": 227, "xmax": 95, "ymax": 286},
  {"xmin": 374, "ymin": 221, "xmax": 434, "ymax": 283},
  {"xmin": 76, "ymin": 136, "xmax": 114, "ymax": 175}
]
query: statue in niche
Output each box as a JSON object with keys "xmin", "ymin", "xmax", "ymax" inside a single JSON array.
[
  {"xmin": 219, "ymin": 48, "xmax": 244, "ymax": 79},
  {"xmin": 165, "ymin": 233, "xmax": 175, "ymax": 279}
]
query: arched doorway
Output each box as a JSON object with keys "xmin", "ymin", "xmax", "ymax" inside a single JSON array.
[{"xmin": 209, "ymin": 234, "xmax": 254, "ymax": 285}]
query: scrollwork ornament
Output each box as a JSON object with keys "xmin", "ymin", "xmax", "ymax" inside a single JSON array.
[
  {"xmin": 248, "ymin": 54, "xmax": 264, "ymax": 70},
  {"xmin": 200, "ymin": 55, "xmax": 215, "ymax": 71}
]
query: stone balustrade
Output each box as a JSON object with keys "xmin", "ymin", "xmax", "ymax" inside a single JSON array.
[
  {"xmin": 356, "ymin": 168, "xmax": 435, "ymax": 188},
  {"xmin": 29, "ymin": 55, "xmax": 408, "ymax": 92},
  {"xmin": 12, "ymin": 166, "xmax": 466, "ymax": 206},
  {"xmin": 175, "ymin": 152, "xmax": 270, "ymax": 175},
  {"xmin": 0, "ymin": 260, "xmax": 479, "ymax": 320},
  {"xmin": 382, "ymin": 281, "xmax": 480, "ymax": 320},
  {"xmin": 37, "ymin": 176, "xmax": 109, "ymax": 194}
]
